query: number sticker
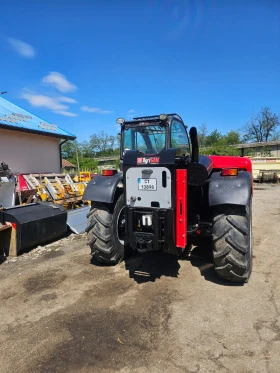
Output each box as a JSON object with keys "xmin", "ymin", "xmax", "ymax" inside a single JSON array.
[{"xmin": 138, "ymin": 178, "xmax": 157, "ymax": 191}]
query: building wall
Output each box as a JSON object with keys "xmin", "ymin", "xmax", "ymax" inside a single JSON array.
[
  {"xmin": 250, "ymin": 145, "xmax": 280, "ymax": 157},
  {"xmin": 0, "ymin": 128, "xmax": 61, "ymax": 173},
  {"xmin": 239, "ymin": 144, "xmax": 280, "ymax": 157}
]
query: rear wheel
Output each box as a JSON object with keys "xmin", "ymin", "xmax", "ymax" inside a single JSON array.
[
  {"xmin": 85, "ymin": 194, "xmax": 125, "ymax": 264},
  {"xmin": 212, "ymin": 202, "xmax": 252, "ymax": 283}
]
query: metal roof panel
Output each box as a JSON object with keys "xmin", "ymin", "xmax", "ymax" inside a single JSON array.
[{"xmin": 0, "ymin": 96, "xmax": 76, "ymax": 139}]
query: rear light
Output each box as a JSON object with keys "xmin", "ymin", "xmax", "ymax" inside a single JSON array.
[
  {"xmin": 221, "ymin": 168, "xmax": 238, "ymax": 176},
  {"xmin": 102, "ymin": 169, "xmax": 117, "ymax": 176}
]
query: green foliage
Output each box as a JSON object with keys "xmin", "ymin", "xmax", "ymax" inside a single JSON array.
[
  {"xmin": 197, "ymin": 123, "xmax": 208, "ymax": 147},
  {"xmin": 89, "ymin": 131, "xmax": 116, "ymax": 154},
  {"xmin": 65, "ymin": 157, "xmax": 98, "ymax": 171},
  {"xmin": 197, "ymin": 126, "xmax": 242, "ymax": 156},
  {"xmin": 61, "ymin": 140, "xmax": 78, "ymax": 159},
  {"xmin": 79, "ymin": 141, "xmax": 93, "ymax": 157},
  {"xmin": 196, "ymin": 107, "xmax": 279, "ymax": 156},
  {"xmin": 62, "ymin": 133, "xmax": 120, "ymax": 173},
  {"xmin": 224, "ymin": 130, "xmax": 241, "ymax": 145},
  {"xmin": 204, "ymin": 129, "xmax": 223, "ymax": 147},
  {"xmin": 115, "ymin": 159, "xmax": 120, "ymax": 169},
  {"xmin": 81, "ymin": 157, "xmax": 99, "ymax": 171},
  {"xmin": 202, "ymin": 145, "xmax": 240, "ymax": 156}
]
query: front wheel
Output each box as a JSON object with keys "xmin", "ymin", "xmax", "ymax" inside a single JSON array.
[
  {"xmin": 212, "ymin": 202, "xmax": 252, "ymax": 283},
  {"xmin": 85, "ymin": 194, "xmax": 125, "ymax": 264}
]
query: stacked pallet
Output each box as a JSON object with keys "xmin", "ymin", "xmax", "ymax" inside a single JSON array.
[{"xmin": 22, "ymin": 173, "xmax": 88, "ymax": 208}]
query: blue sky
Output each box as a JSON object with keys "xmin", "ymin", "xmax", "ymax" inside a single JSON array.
[{"xmin": 1, "ymin": 0, "xmax": 279, "ymax": 141}]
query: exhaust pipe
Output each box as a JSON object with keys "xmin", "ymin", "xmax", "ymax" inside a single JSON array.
[
  {"xmin": 189, "ymin": 127, "xmax": 199, "ymax": 163},
  {"xmin": 187, "ymin": 127, "xmax": 213, "ymax": 186}
]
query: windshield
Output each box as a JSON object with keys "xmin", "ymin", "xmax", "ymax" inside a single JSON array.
[{"xmin": 123, "ymin": 125, "xmax": 166, "ymax": 155}]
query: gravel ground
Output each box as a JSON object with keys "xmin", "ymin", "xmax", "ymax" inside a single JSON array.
[{"xmin": 0, "ymin": 183, "xmax": 280, "ymax": 373}]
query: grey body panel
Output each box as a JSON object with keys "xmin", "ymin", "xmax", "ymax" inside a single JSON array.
[
  {"xmin": 126, "ymin": 167, "xmax": 172, "ymax": 208},
  {"xmin": 83, "ymin": 172, "xmax": 123, "ymax": 203},
  {"xmin": 209, "ymin": 171, "xmax": 252, "ymax": 207},
  {"xmin": 0, "ymin": 178, "xmax": 16, "ymax": 208},
  {"xmin": 67, "ymin": 205, "xmax": 90, "ymax": 234}
]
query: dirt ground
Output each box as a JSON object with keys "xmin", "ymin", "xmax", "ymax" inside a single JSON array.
[{"xmin": 0, "ymin": 184, "xmax": 280, "ymax": 373}]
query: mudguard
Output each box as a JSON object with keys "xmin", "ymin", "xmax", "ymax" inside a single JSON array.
[
  {"xmin": 83, "ymin": 172, "xmax": 123, "ymax": 203},
  {"xmin": 209, "ymin": 171, "xmax": 252, "ymax": 207}
]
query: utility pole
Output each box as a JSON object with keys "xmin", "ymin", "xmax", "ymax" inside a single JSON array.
[{"xmin": 76, "ymin": 145, "xmax": 80, "ymax": 176}]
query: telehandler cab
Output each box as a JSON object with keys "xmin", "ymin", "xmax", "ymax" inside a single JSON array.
[{"xmin": 84, "ymin": 114, "xmax": 253, "ymax": 283}]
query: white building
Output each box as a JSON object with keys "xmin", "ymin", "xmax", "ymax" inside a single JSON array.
[{"xmin": 0, "ymin": 97, "xmax": 75, "ymax": 174}]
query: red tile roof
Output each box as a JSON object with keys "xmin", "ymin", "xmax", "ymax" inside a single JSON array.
[{"xmin": 62, "ymin": 159, "xmax": 77, "ymax": 168}]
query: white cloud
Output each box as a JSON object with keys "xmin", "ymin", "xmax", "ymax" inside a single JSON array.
[
  {"xmin": 128, "ymin": 109, "xmax": 135, "ymax": 113},
  {"xmin": 42, "ymin": 72, "xmax": 77, "ymax": 93},
  {"xmin": 22, "ymin": 93, "xmax": 66, "ymax": 111},
  {"xmin": 81, "ymin": 106, "xmax": 112, "ymax": 114},
  {"xmin": 54, "ymin": 110, "xmax": 78, "ymax": 117},
  {"xmin": 8, "ymin": 37, "xmax": 35, "ymax": 58},
  {"xmin": 22, "ymin": 93, "xmax": 77, "ymax": 117},
  {"xmin": 58, "ymin": 96, "xmax": 78, "ymax": 104}
]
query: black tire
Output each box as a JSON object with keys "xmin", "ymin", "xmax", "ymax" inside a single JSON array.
[
  {"xmin": 85, "ymin": 194, "xmax": 125, "ymax": 264},
  {"xmin": 212, "ymin": 202, "xmax": 252, "ymax": 283}
]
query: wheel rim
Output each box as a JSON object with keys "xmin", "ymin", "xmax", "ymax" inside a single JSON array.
[{"xmin": 116, "ymin": 206, "xmax": 125, "ymax": 245}]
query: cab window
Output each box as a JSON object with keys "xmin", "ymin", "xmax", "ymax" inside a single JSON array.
[
  {"xmin": 170, "ymin": 120, "xmax": 190, "ymax": 153},
  {"xmin": 123, "ymin": 125, "xmax": 166, "ymax": 155}
]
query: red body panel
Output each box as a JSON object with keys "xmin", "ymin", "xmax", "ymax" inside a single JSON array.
[
  {"xmin": 15, "ymin": 174, "xmax": 30, "ymax": 192},
  {"xmin": 175, "ymin": 169, "xmax": 187, "ymax": 249},
  {"xmin": 208, "ymin": 155, "xmax": 252, "ymax": 173}
]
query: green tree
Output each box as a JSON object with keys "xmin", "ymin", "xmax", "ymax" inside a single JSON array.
[
  {"xmin": 271, "ymin": 131, "xmax": 280, "ymax": 141},
  {"xmin": 79, "ymin": 140, "xmax": 93, "ymax": 158},
  {"xmin": 79, "ymin": 157, "xmax": 99, "ymax": 171},
  {"xmin": 224, "ymin": 130, "xmax": 241, "ymax": 145},
  {"xmin": 197, "ymin": 123, "xmax": 208, "ymax": 147},
  {"xmin": 89, "ymin": 131, "xmax": 116, "ymax": 155},
  {"xmin": 204, "ymin": 130, "xmax": 223, "ymax": 147},
  {"xmin": 61, "ymin": 140, "xmax": 78, "ymax": 159},
  {"xmin": 208, "ymin": 145, "xmax": 240, "ymax": 156},
  {"xmin": 198, "ymin": 128, "xmax": 241, "ymax": 156},
  {"xmin": 61, "ymin": 131, "xmax": 120, "ymax": 174},
  {"xmin": 243, "ymin": 107, "xmax": 280, "ymax": 142}
]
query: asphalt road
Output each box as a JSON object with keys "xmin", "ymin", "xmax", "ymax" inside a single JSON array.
[{"xmin": 0, "ymin": 184, "xmax": 280, "ymax": 373}]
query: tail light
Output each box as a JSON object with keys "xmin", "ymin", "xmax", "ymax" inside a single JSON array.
[
  {"xmin": 102, "ymin": 169, "xmax": 117, "ymax": 176},
  {"xmin": 221, "ymin": 168, "xmax": 238, "ymax": 176}
]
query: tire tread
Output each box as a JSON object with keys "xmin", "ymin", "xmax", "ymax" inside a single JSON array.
[
  {"xmin": 86, "ymin": 195, "xmax": 125, "ymax": 264},
  {"xmin": 212, "ymin": 204, "xmax": 252, "ymax": 283}
]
